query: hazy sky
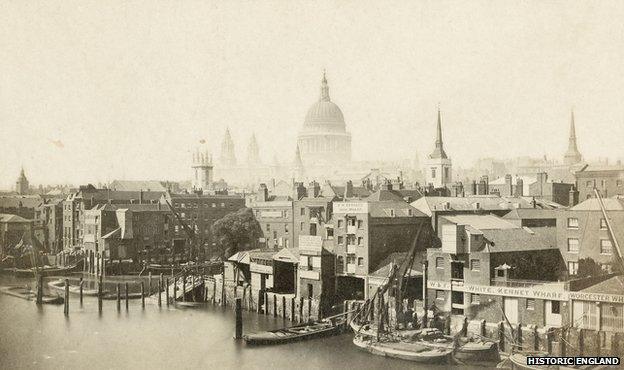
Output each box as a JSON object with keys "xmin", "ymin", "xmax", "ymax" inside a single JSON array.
[{"xmin": 2, "ymin": 1, "xmax": 624, "ymax": 189}]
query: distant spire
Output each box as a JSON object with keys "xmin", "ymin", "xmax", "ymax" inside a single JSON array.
[
  {"xmin": 429, "ymin": 106, "xmax": 448, "ymax": 159},
  {"xmin": 564, "ymin": 109, "xmax": 582, "ymax": 165},
  {"xmin": 220, "ymin": 127, "xmax": 237, "ymax": 166},
  {"xmin": 246, "ymin": 133, "xmax": 260, "ymax": 165},
  {"xmin": 320, "ymin": 70, "xmax": 330, "ymax": 102}
]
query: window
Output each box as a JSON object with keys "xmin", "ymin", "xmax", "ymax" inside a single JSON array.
[
  {"xmin": 600, "ymin": 239, "xmax": 613, "ymax": 255},
  {"xmin": 357, "ymin": 220, "xmax": 363, "ymax": 229},
  {"xmin": 436, "ymin": 257, "xmax": 445, "ymax": 269},
  {"xmin": 389, "ymin": 209, "xmax": 395, "ymax": 217},
  {"xmin": 567, "ymin": 238, "xmax": 579, "ymax": 253},
  {"xmin": 586, "ymin": 180, "xmax": 592, "ymax": 188},
  {"xmin": 617, "ymin": 180, "xmax": 623, "ymax": 187},
  {"xmin": 568, "ymin": 261, "xmax": 579, "ymax": 275},
  {"xmin": 284, "ymin": 239, "xmax": 289, "ymax": 248},
  {"xmin": 220, "ymin": 203, "xmax": 225, "ymax": 207},
  {"xmin": 307, "ymin": 256, "xmax": 313, "ymax": 271},
  {"xmin": 348, "ymin": 218, "xmax": 356, "ymax": 227},
  {"xmin": 300, "ymin": 222, "xmax": 304, "ymax": 231},
  {"xmin": 357, "ymin": 257, "xmax": 364, "ymax": 267},
  {"xmin": 567, "ymin": 218, "xmax": 579, "ymax": 229},
  {"xmin": 600, "ymin": 218, "xmax": 608, "ymax": 230},
  {"xmin": 300, "ymin": 208, "xmax": 305, "ymax": 216},
  {"xmin": 326, "ymin": 228, "xmax": 334, "ymax": 239},
  {"xmin": 284, "ymin": 224, "xmax": 289, "ymax": 233},
  {"xmin": 471, "ymin": 294, "xmax": 480, "ymax": 305},
  {"xmin": 431, "ymin": 168, "xmax": 437, "ymax": 179},
  {"xmin": 526, "ymin": 299, "xmax": 535, "ymax": 310},
  {"xmin": 470, "ymin": 259, "xmax": 480, "ymax": 271},
  {"xmin": 266, "ymin": 224, "xmax": 271, "ymax": 231},
  {"xmin": 357, "ymin": 237, "xmax": 364, "ymax": 246},
  {"xmin": 435, "ymin": 290, "xmax": 444, "ymax": 300},
  {"xmin": 337, "ymin": 236, "xmax": 344, "ymax": 245},
  {"xmin": 346, "ymin": 256, "xmax": 356, "ymax": 264},
  {"xmin": 551, "ymin": 301, "xmax": 561, "ymax": 314},
  {"xmin": 273, "ymin": 231, "xmax": 277, "ymax": 239},
  {"xmin": 601, "ymin": 264, "xmax": 612, "ymax": 273},
  {"xmin": 211, "ymin": 203, "xmax": 216, "ymax": 208},
  {"xmin": 337, "ymin": 220, "xmax": 344, "ymax": 228}
]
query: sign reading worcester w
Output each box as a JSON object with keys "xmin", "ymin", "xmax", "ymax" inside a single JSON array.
[{"xmin": 333, "ymin": 202, "xmax": 368, "ymax": 214}]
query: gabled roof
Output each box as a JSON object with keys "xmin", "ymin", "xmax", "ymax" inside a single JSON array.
[
  {"xmin": 273, "ymin": 248, "xmax": 300, "ymax": 263},
  {"xmin": 228, "ymin": 251, "xmax": 251, "ymax": 264},
  {"xmin": 481, "ymin": 227, "xmax": 557, "ymax": 253},
  {"xmin": 503, "ymin": 208, "xmax": 561, "ymax": 220},
  {"xmin": 571, "ymin": 198, "xmax": 624, "ymax": 211},
  {"xmin": 0, "ymin": 214, "xmax": 31, "ymax": 223},
  {"xmin": 441, "ymin": 214, "xmax": 519, "ymax": 230},
  {"xmin": 365, "ymin": 189, "xmax": 406, "ymax": 202},
  {"xmin": 372, "ymin": 251, "xmax": 425, "ymax": 276},
  {"xmin": 578, "ymin": 275, "xmax": 624, "ymax": 295},
  {"xmin": 411, "ymin": 196, "xmax": 534, "ymax": 217},
  {"xmin": 0, "ymin": 196, "xmax": 44, "ymax": 209}
]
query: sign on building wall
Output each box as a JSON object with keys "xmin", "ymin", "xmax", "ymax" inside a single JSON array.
[
  {"xmin": 299, "ymin": 235, "xmax": 322, "ymax": 252},
  {"xmin": 260, "ymin": 210, "xmax": 285, "ymax": 218},
  {"xmin": 333, "ymin": 202, "xmax": 368, "ymax": 214},
  {"xmin": 427, "ymin": 281, "xmax": 569, "ymax": 301}
]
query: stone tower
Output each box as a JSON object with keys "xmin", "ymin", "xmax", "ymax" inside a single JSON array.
[
  {"xmin": 563, "ymin": 110, "xmax": 583, "ymax": 165},
  {"xmin": 424, "ymin": 107, "xmax": 453, "ymax": 188},
  {"xmin": 220, "ymin": 128, "xmax": 237, "ymax": 167},
  {"xmin": 192, "ymin": 143, "xmax": 213, "ymax": 191},
  {"xmin": 246, "ymin": 133, "xmax": 261, "ymax": 166},
  {"xmin": 15, "ymin": 167, "xmax": 29, "ymax": 195}
]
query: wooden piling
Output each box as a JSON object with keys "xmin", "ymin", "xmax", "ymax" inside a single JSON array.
[
  {"xmin": 158, "ymin": 279, "xmax": 162, "ymax": 307},
  {"xmin": 79, "ymin": 277, "xmax": 84, "ymax": 306},
  {"xmin": 166, "ymin": 278, "xmax": 170, "ymax": 306},
  {"xmin": 273, "ymin": 295, "xmax": 277, "ymax": 317},
  {"xmin": 308, "ymin": 298, "xmax": 312, "ymax": 322},
  {"xmin": 141, "ymin": 281, "xmax": 145, "ymax": 308},
  {"xmin": 173, "ymin": 277, "xmax": 177, "ymax": 302},
  {"xmin": 125, "ymin": 283, "xmax": 129, "ymax": 311},
  {"xmin": 98, "ymin": 273, "xmax": 103, "ymax": 313},
  {"xmin": 291, "ymin": 297, "xmax": 295, "ymax": 321},
  {"xmin": 148, "ymin": 272, "xmax": 152, "ymax": 295},
  {"xmin": 212, "ymin": 279, "xmax": 216, "ymax": 305},
  {"xmin": 282, "ymin": 296, "xmax": 286, "ymax": 319},
  {"xmin": 116, "ymin": 283, "xmax": 121, "ymax": 312},
  {"xmin": 299, "ymin": 297, "xmax": 304, "ymax": 323},
  {"xmin": 498, "ymin": 321, "xmax": 505, "ymax": 353},
  {"xmin": 234, "ymin": 298, "xmax": 243, "ymax": 340},
  {"xmin": 64, "ymin": 279, "xmax": 70, "ymax": 316},
  {"xmin": 159, "ymin": 273, "xmax": 164, "ymax": 293},
  {"xmin": 182, "ymin": 274, "xmax": 186, "ymax": 302},
  {"xmin": 36, "ymin": 274, "xmax": 43, "ymax": 305}
]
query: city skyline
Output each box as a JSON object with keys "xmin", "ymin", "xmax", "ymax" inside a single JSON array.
[{"xmin": 2, "ymin": 1, "xmax": 624, "ymax": 189}]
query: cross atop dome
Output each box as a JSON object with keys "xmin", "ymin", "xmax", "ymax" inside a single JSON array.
[{"xmin": 320, "ymin": 70, "xmax": 330, "ymax": 102}]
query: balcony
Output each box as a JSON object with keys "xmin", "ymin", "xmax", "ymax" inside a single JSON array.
[
  {"xmin": 347, "ymin": 225, "xmax": 357, "ymax": 235},
  {"xmin": 347, "ymin": 264, "xmax": 356, "ymax": 274},
  {"xmin": 346, "ymin": 244, "xmax": 357, "ymax": 254}
]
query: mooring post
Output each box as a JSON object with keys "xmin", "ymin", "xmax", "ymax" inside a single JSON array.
[
  {"xmin": 148, "ymin": 272, "xmax": 152, "ymax": 296},
  {"xmin": 98, "ymin": 273, "xmax": 103, "ymax": 313},
  {"xmin": 234, "ymin": 297, "xmax": 243, "ymax": 340},
  {"xmin": 282, "ymin": 296, "xmax": 286, "ymax": 319},
  {"xmin": 125, "ymin": 282, "xmax": 129, "ymax": 311},
  {"xmin": 212, "ymin": 279, "xmax": 216, "ymax": 305},
  {"xmin": 182, "ymin": 274, "xmax": 186, "ymax": 302},
  {"xmin": 36, "ymin": 274, "xmax": 43, "ymax": 305},
  {"xmin": 158, "ymin": 279, "xmax": 162, "ymax": 307},
  {"xmin": 166, "ymin": 278, "xmax": 170, "ymax": 306},
  {"xmin": 141, "ymin": 281, "xmax": 145, "ymax": 309},
  {"xmin": 64, "ymin": 278, "xmax": 70, "ymax": 316},
  {"xmin": 79, "ymin": 277, "xmax": 84, "ymax": 306},
  {"xmin": 116, "ymin": 283, "xmax": 121, "ymax": 312},
  {"xmin": 173, "ymin": 276, "xmax": 177, "ymax": 302},
  {"xmin": 159, "ymin": 273, "xmax": 164, "ymax": 293},
  {"xmin": 299, "ymin": 296, "xmax": 304, "ymax": 323}
]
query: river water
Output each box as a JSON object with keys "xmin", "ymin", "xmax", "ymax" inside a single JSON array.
[{"xmin": 0, "ymin": 275, "xmax": 490, "ymax": 370}]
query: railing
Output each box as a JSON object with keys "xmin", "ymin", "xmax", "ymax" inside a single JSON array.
[{"xmin": 492, "ymin": 277, "xmax": 551, "ymax": 288}]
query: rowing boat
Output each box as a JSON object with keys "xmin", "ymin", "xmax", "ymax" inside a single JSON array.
[
  {"xmin": 353, "ymin": 334, "xmax": 452, "ymax": 363},
  {"xmin": 47, "ymin": 279, "xmax": 101, "ymax": 296},
  {"xmin": 0, "ymin": 285, "xmax": 64, "ymax": 304},
  {"xmin": 244, "ymin": 317, "xmax": 345, "ymax": 345}
]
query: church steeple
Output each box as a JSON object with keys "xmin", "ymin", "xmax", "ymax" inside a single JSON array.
[
  {"xmin": 320, "ymin": 70, "xmax": 330, "ymax": 102},
  {"xmin": 564, "ymin": 109, "xmax": 582, "ymax": 165},
  {"xmin": 220, "ymin": 127, "xmax": 237, "ymax": 167},
  {"xmin": 429, "ymin": 106, "xmax": 448, "ymax": 159}
]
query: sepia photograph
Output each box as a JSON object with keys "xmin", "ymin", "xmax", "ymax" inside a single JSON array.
[{"xmin": 1, "ymin": 1, "xmax": 624, "ymax": 369}]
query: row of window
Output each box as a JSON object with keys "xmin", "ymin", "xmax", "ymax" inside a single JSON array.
[
  {"xmin": 337, "ymin": 235, "xmax": 365, "ymax": 246},
  {"xmin": 568, "ymin": 261, "xmax": 612, "ymax": 275},
  {"xmin": 567, "ymin": 217, "xmax": 609, "ymax": 230},
  {"xmin": 175, "ymin": 202, "xmax": 233, "ymax": 209},
  {"xmin": 435, "ymin": 257, "xmax": 480, "ymax": 271},
  {"xmin": 584, "ymin": 179, "xmax": 623, "ymax": 188},
  {"xmin": 435, "ymin": 291, "xmax": 557, "ymax": 313},
  {"xmin": 336, "ymin": 219, "xmax": 364, "ymax": 228},
  {"xmin": 337, "ymin": 255, "xmax": 364, "ymax": 267},
  {"xmin": 567, "ymin": 238, "xmax": 612, "ymax": 254}
]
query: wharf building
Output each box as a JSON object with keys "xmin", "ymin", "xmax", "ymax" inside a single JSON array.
[{"xmin": 575, "ymin": 164, "xmax": 624, "ymax": 201}]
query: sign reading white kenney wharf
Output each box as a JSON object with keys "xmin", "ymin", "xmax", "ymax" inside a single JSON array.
[
  {"xmin": 333, "ymin": 202, "xmax": 368, "ymax": 214},
  {"xmin": 428, "ymin": 281, "xmax": 624, "ymax": 303}
]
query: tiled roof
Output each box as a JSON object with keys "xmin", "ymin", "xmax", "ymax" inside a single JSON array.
[
  {"xmin": 95, "ymin": 204, "xmax": 171, "ymax": 212},
  {"xmin": 0, "ymin": 196, "xmax": 44, "ymax": 209},
  {"xmin": 571, "ymin": 198, "xmax": 624, "ymax": 211},
  {"xmin": 577, "ymin": 165, "xmax": 624, "ymax": 173},
  {"xmin": 373, "ymin": 251, "xmax": 425, "ymax": 275},
  {"xmin": 482, "ymin": 227, "xmax": 557, "ymax": 253},
  {"xmin": 0, "ymin": 214, "xmax": 32, "ymax": 223},
  {"xmin": 365, "ymin": 189, "xmax": 407, "ymax": 202},
  {"xmin": 579, "ymin": 276, "xmax": 624, "ymax": 295},
  {"xmin": 503, "ymin": 208, "xmax": 561, "ymax": 220},
  {"xmin": 109, "ymin": 180, "xmax": 168, "ymax": 192},
  {"xmin": 411, "ymin": 196, "xmax": 533, "ymax": 216},
  {"xmin": 367, "ymin": 201, "xmax": 428, "ymax": 218},
  {"xmin": 441, "ymin": 214, "xmax": 519, "ymax": 230}
]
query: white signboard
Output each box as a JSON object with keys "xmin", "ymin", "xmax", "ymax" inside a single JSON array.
[
  {"xmin": 427, "ymin": 281, "xmax": 569, "ymax": 301},
  {"xmin": 299, "ymin": 235, "xmax": 322, "ymax": 252},
  {"xmin": 568, "ymin": 291, "xmax": 624, "ymax": 304},
  {"xmin": 333, "ymin": 202, "xmax": 369, "ymax": 214},
  {"xmin": 260, "ymin": 210, "xmax": 284, "ymax": 218},
  {"xmin": 250, "ymin": 263, "xmax": 273, "ymax": 274}
]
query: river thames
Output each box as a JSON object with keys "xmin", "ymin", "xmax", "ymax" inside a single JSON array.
[{"xmin": 0, "ymin": 276, "xmax": 488, "ymax": 370}]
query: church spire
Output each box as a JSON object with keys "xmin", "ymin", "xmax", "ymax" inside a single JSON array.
[
  {"xmin": 564, "ymin": 109, "xmax": 582, "ymax": 165},
  {"xmin": 320, "ymin": 70, "xmax": 330, "ymax": 102},
  {"xmin": 429, "ymin": 106, "xmax": 448, "ymax": 159}
]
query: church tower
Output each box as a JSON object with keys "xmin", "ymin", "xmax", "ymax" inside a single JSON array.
[
  {"xmin": 219, "ymin": 128, "xmax": 237, "ymax": 167},
  {"xmin": 424, "ymin": 108, "xmax": 452, "ymax": 188},
  {"xmin": 563, "ymin": 110, "xmax": 583, "ymax": 165},
  {"xmin": 246, "ymin": 133, "xmax": 261, "ymax": 166},
  {"xmin": 15, "ymin": 167, "xmax": 29, "ymax": 195},
  {"xmin": 192, "ymin": 143, "xmax": 213, "ymax": 192},
  {"xmin": 292, "ymin": 144, "xmax": 305, "ymax": 181}
]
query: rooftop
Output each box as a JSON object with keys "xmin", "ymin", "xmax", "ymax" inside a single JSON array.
[
  {"xmin": 579, "ymin": 275, "xmax": 624, "ymax": 295},
  {"xmin": 0, "ymin": 213, "xmax": 32, "ymax": 223},
  {"xmin": 571, "ymin": 198, "xmax": 624, "ymax": 211},
  {"xmin": 441, "ymin": 214, "xmax": 519, "ymax": 230}
]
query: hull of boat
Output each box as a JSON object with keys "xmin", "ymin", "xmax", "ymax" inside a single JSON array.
[
  {"xmin": 101, "ymin": 292, "xmax": 144, "ymax": 300},
  {"xmin": 48, "ymin": 280, "xmax": 100, "ymax": 296},
  {"xmin": 353, "ymin": 335, "xmax": 452, "ymax": 364},
  {"xmin": 0, "ymin": 286, "xmax": 64, "ymax": 305},
  {"xmin": 244, "ymin": 322, "xmax": 343, "ymax": 345}
]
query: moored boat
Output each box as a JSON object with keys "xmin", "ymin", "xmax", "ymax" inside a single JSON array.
[
  {"xmin": 244, "ymin": 316, "xmax": 346, "ymax": 345},
  {"xmin": 0, "ymin": 285, "xmax": 64, "ymax": 304},
  {"xmin": 353, "ymin": 334, "xmax": 452, "ymax": 363},
  {"xmin": 47, "ymin": 279, "xmax": 101, "ymax": 296},
  {"xmin": 408, "ymin": 328, "xmax": 500, "ymax": 363}
]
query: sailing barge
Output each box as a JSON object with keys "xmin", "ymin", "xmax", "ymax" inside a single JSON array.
[{"xmin": 244, "ymin": 315, "xmax": 346, "ymax": 345}]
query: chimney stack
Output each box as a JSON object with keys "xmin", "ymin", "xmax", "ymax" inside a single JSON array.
[
  {"xmin": 569, "ymin": 186, "xmax": 579, "ymax": 207},
  {"xmin": 309, "ymin": 181, "xmax": 321, "ymax": 198},
  {"xmin": 257, "ymin": 183, "xmax": 269, "ymax": 202},
  {"xmin": 345, "ymin": 180, "xmax": 354, "ymax": 198},
  {"xmin": 515, "ymin": 177, "xmax": 524, "ymax": 197},
  {"xmin": 505, "ymin": 174, "xmax": 513, "ymax": 195}
]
